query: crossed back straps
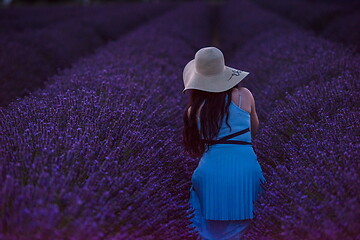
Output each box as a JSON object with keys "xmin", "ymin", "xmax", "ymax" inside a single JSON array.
[{"xmin": 201, "ymin": 127, "xmax": 251, "ymax": 145}]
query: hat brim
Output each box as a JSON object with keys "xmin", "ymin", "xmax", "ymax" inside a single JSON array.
[{"xmin": 182, "ymin": 59, "xmax": 250, "ymax": 94}]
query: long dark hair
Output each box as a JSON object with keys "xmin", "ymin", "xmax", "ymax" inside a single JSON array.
[{"xmin": 182, "ymin": 83, "xmax": 241, "ymax": 158}]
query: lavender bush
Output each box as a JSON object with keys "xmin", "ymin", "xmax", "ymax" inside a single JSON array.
[
  {"xmin": 243, "ymin": 75, "xmax": 360, "ymax": 240},
  {"xmin": 230, "ymin": 28, "xmax": 360, "ymax": 120},
  {"xmin": 219, "ymin": 0, "xmax": 360, "ymax": 238},
  {"xmin": 0, "ymin": 2, "xmax": 212, "ymax": 239},
  {"xmin": 0, "ymin": 3, "xmax": 173, "ymax": 107}
]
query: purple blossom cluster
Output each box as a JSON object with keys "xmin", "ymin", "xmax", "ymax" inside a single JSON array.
[
  {"xmin": 0, "ymin": 2, "xmax": 173, "ymax": 106},
  {"xmin": 0, "ymin": 2, "xmax": 212, "ymax": 239},
  {"xmin": 247, "ymin": 75, "xmax": 360, "ymax": 240},
  {"xmin": 220, "ymin": 0, "xmax": 360, "ymax": 239}
]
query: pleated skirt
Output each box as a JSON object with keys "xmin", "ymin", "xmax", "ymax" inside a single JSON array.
[{"xmin": 187, "ymin": 144, "xmax": 266, "ymax": 239}]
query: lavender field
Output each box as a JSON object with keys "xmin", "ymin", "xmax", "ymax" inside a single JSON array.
[
  {"xmin": 0, "ymin": 0, "xmax": 359, "ymax": 239},
  {"xmin": 0, "ymin": 2, "xmax": 174, "ymax": 106}
]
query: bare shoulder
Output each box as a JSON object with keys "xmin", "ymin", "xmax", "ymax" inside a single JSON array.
[{"xmin": 238, "ymin": 87, "xmax": 252, "ymax": 96}]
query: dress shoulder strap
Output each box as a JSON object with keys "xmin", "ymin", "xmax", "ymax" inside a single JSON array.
[
  {"xmin": 235, "ymin": 88, "xmax": 242, "ymax": 108},
  {"xmin": 238, "ymin": 93, "xmax": 242, "ymax": 108}
]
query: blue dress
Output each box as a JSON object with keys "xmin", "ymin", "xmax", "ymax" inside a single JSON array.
[{"xmin": 187, "ymin": 94, "xmax": 266, "ymax": 240}]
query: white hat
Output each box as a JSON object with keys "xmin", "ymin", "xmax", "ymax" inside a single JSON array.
[{"xmin": 182, "ymin": 47, "xmax": 249, "ymax": 94}]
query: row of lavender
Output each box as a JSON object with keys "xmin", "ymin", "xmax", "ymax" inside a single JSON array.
[
  {"xmin": 220, "ymin": 1, "xmax": 359, "ymax": 120},
  {"xmin": 2, "ymin": 1, "xmax": 358, "ymax": 239},
  {"xmin": 0, "ymin": 2, "xmax": 173, "ymax": 107},
  {"xmin": 252, "ymin": 0, "xmax": 360, "ymax": 52},
  {"xmin": 0, "ymin": 4, "xmax": 106, "ymax": 34},
  {"xmin": 219, "ymin": 0, "xmax": 359, "ymax": 239},
  {"xmin": 0, "ymin": 2, "xmax": 213, "ymax": 239}
]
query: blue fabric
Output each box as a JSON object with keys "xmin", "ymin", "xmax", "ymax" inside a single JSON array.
[
  {"xmin": 187, "ymin": 95, "xmax": 266, "ymax": 239},
  {"xmin": 188, "ymin": 185, "xmax": 252, "ymax": 240}
]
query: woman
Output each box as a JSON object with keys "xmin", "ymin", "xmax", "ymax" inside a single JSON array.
[{"xmin": 182, "ymin": 47, "xmax": 266, "ymax": 239}]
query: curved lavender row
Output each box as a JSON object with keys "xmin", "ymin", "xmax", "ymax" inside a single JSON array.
[
  {"xmin": 0, "ymin": 3, "xmax": 174, "ymax": 107},
  {"xmin": 322, "ymin": 12, "xmax": 360, "ymax": 52},
  {"xmin": 251, "ymin": 0, "xmax": 357, "ymax": 32},
  {"xmin": 0, "ymin": 4, "xmax": 106, "ymax": 34},
  {"xmin": 221, "ymin": 1, "xmax": 359, "ymax": 121},
  {"xmin": 218, "ymin": 0, "xmax": 295, "ymax": 59},
  {"xmin": 220, "ymin": 0, "xmax": 360, "ymax": 238},
  {"xmin": 252, "ymin": 0, "xmax": 360, "ymax": 51},
  {"xmin": 243, "ymin": 74, "xmax": 360, "ymax": 240},
  {"xmin": 0, "ymin": 3, "xmax": 211, "ymax": 239},
  {"xmin": 231, "ymin": 28, "xmax": 360, "ymax": 120}
]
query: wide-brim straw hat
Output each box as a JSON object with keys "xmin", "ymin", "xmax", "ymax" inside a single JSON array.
[{"xmin": 182, "ymin": 46, "xmax": 249, "ymax": 94}]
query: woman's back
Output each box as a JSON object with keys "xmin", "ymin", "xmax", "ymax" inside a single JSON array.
[
  {"xmin": 189, "ymin": 89, "xmax": 266, "ymax": 220},
  {"xmin": 197, "ymin": 88, "xmax": 253, "ymax": 148},
  {"xmin": 194, "ymin": 87, "xmax": 259, "ymax": 141}
]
